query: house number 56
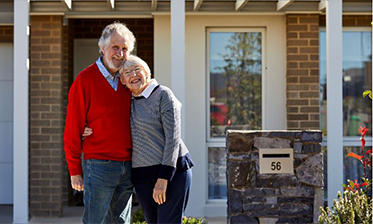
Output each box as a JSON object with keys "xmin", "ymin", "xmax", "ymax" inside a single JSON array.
[{"xmin": 271, "ymin": 162, "xmax": 281, "ymax": 171}]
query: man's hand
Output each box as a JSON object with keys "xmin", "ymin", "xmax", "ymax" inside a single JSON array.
[
  {"xmin": 71, "ymin": 175, "xmax": 84, "ymax": 191},
  {"xmin": 153, "ymin": 178, "xmax": 168, "ymax": 205},
  {"xmin": 82, "ymin": 127, "xmax": 93, "ymax": 140}
]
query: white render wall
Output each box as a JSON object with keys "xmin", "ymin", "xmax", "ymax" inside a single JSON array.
[{"xmin": 154, "ymin": 14, "xmax": 286, "ymax": 217}]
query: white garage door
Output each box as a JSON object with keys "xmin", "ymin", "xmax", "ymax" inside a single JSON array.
[{"xmin": 0, "ymin": 43, "xmax": 13, "ymax": 204}]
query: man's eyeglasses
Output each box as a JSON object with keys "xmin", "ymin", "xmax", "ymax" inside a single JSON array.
[{"xmin": 123, "ymin": 67, "xmax": 142, "ymax": 77}]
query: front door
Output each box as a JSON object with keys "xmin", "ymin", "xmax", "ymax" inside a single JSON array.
[{"xmin": 74, "ymin": 39, "xmax": 100, "ymax": 79}]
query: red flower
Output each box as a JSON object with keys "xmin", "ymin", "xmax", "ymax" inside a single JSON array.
[
  {"xmin": 358, "ymin": 126, "xmax": 369, "ymax": 138},
  {"xmin": 347, "ymin": 152, "xmax": 362, "ymax": 162},
  {"xmin": 361, "ymin": 138, "xmax": 366, "ymax": 148},
  {"xmin": 366, "ymin": 149, "xmax": 372, "ymax": 155}
]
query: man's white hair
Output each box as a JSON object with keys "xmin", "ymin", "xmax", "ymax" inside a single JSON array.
[{"xmin": 98, "ymin": 22, "xmax": 136, "ymax": 55}]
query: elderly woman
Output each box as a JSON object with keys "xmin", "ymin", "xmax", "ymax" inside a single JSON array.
[
  {"xmin": 121, "ymin": 55, "xmax": 193, "ymax": 223},
  {"xmin": 86, "ymin": 55, "xmax": 194, "ymax": 223}
]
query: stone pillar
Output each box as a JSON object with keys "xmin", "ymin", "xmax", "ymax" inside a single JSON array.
[
  {"xmin": 29, "ymin": 15, "xmax": 64, "ymax": 217},
  {"xmin": 286, "ymin": 14, "xmax": 320, "ymax": 130},
  {"xmin": 227, "ymin": 130, "xmax": 323, "ymax": 224}
]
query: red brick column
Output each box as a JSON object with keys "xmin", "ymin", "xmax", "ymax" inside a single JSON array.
[
  {"xmin": 286, "ymin": 14, "xmax": 320, "ymax": 130},
  {"xmin": 29, "ymin": 15, "xmax": 64, "ymax": 217},
  {"xmin": 319, "ymin": 15, "xmax": 372, "ymax": 27}
]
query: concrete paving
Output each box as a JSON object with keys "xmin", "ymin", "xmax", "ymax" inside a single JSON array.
[{"xmin": 0, "ymin": 206, "xmax": 226, "ymax": 224}]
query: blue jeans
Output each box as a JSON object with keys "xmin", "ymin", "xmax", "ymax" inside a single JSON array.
[
  {"xmin": 134, "ymin": 168, "xmax": 192, "ymax": 224},
  {"xmin": 82, "ymin": 159, "xmax": 133, "ymax": 224}
]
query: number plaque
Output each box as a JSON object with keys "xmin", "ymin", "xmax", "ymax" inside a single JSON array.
[{"xmin": 259, "ymin": 148, "xmax": 294, "ymax": 174}]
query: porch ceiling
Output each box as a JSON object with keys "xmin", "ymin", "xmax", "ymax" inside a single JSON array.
[{"xmin": 0, "ymin": 0, "xmax": 371, "ymax": 24}]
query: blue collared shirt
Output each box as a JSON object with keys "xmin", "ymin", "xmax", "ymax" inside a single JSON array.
[{"xmin": 95, "ymin": 57, "xmax": 120, "ymax": 91}]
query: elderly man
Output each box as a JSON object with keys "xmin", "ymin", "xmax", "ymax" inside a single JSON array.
[{"xmin": 64, "ymin": 22, "xmax": 135, "ymax": 224}]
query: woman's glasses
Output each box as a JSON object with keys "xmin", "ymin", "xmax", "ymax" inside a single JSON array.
[{"xmin": 123, "ymin": 66, "xmax": 142, "ymax": 77}]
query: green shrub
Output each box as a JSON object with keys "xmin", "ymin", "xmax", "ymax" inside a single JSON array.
[
  {"xmin": 319, "ymin": 190, "xmax": 372, "ymax": 224},
  {"xmin": 131, "ymin": 207, "xmax": 146, "ymax": 224},
  {"xmin": 182, "ymin": 216, "xmax": 208, "ymax": 224},
  {"xmin": 131, "ymin": 207, "xmax": 207, "ymax": 224},
  {"xmin": 132, "ymin": 221, "xmax": 147, "ymax": 224}
]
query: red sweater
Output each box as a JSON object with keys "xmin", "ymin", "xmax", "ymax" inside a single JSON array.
[{"xmin": 64, "ymin": 63, "xmax": 132, "ymax": 176}]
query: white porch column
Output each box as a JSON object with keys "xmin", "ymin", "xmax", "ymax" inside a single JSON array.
[
  {"xmin": 171, "ymin": 0, "xmax": 186, "ymax": 138},
  {"xmin": 13, "ymin": 0, "xmax": 29, "ymax": 223},
  {"xmin": 326, "ymin": 0, "xmax": 343, "ymax": 207}
]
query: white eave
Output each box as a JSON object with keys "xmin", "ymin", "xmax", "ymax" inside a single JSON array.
[
  {"xmin": 0, "ymin": 0, "xmax": 372, "ymax": 24},
  {"xmin": 63, "ymin": 0, "xmax": 72, "ymax": 10},
  {"xmin": 277, "ymin": 0, "xmax": 294, "ymax": 11},
  {"xmin": 108, "ymin": 0, "xmax": 115, "ymax": 10},
  {"xmin": 151, "ymin": 0, "xmax": 158, "ymax": 11},
  {"xmin": 235, "ymin": 0, "xmax": 248, "ymax": 11}
]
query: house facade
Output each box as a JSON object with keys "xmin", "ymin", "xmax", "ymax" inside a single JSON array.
[{"xmin": 0, "ymin": 0, "xmax": 372, "ymax": 222}]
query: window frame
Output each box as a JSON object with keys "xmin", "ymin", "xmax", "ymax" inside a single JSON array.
[{"xmin": 206, "ymin": 28, "xmax": 267, "ymax": 201}]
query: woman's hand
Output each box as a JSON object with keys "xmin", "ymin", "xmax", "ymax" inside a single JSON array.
[
  {"xmin": 82, "ymin": 127, "xmax": 93, "ymax": 140},
  {"xmin": 153, "ymin": 178, "xmax": 168, "ymax": 205}
]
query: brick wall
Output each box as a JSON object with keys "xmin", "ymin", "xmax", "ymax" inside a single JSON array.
[
  {"xmin": 29, "ymin": 15, "xmax": 64, "ymax": 217},
  {"xmin": 286, "ymin": 14, "xmax": 320, "ymax": 130},
  {"xmin": 286, "ymin": 14, "xmax": 372, "ymax": 130},
  {"xmin": 70, "ymin": 19, "xmax": 154, "ymax": 74},
  {"xmin": 319, "ymin": 15, "xmax": 372, "ymax": 27},
  {"xmin": 0, "ymin": 26, "xmax": 13, "ymax": 42}
]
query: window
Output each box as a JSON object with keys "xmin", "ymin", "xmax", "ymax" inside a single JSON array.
[
  {"xmin": 319, "ymin": 28, "xmax": 372, "ymax": 199},
  {"xmin": 320, "ymin": 29, "xmax": 372, "ymax": 137},
  {"xmin": 207, "ymin": 28, "xmax": 264, "ymax": 199},
  {"xmin": 208, "ymin": 147, "xmax": 226, "ymax": 199}
]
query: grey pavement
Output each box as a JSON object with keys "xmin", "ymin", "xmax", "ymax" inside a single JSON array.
[{"xmin": 0, "ymin": 206, "xmax": 226, "ymax": 224}]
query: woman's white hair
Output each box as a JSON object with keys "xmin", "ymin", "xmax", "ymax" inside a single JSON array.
[
  {"xmin": 121, "ymin": 55, "xmax": 152, "ymax": 79},
  {"xmin": 98, "ymin": 22, "xmax": 136, "ymax": 55}
]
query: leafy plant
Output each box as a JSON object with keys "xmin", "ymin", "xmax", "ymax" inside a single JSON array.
[
  {"xmin": 131, "ymin": 207, "xmax": 146, "ymax": 224},
  {"xmin": 319, "ymin": 190, "xmax": 372, "ymax": 224},
  {"xmin": 343, "ymin": 126, "xmax": 372, "ymax": 192},
  {"xmin": 319, "ymin": 126, "xmax": 372, "ymax": 223},
  {"xmin": 183, "ymin": 217, "xmax": 208, "ymax": 224},
  {"xmin": 363, "ymin": 90, "xmax": 372, "ymax": 99},
  {"xmin": 132, "ymin": 221, "xmax": 146, "ymax": 224},
  {"xmin": 131, "ymin": 207, "xmax": 207, "ymax": 224}
]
